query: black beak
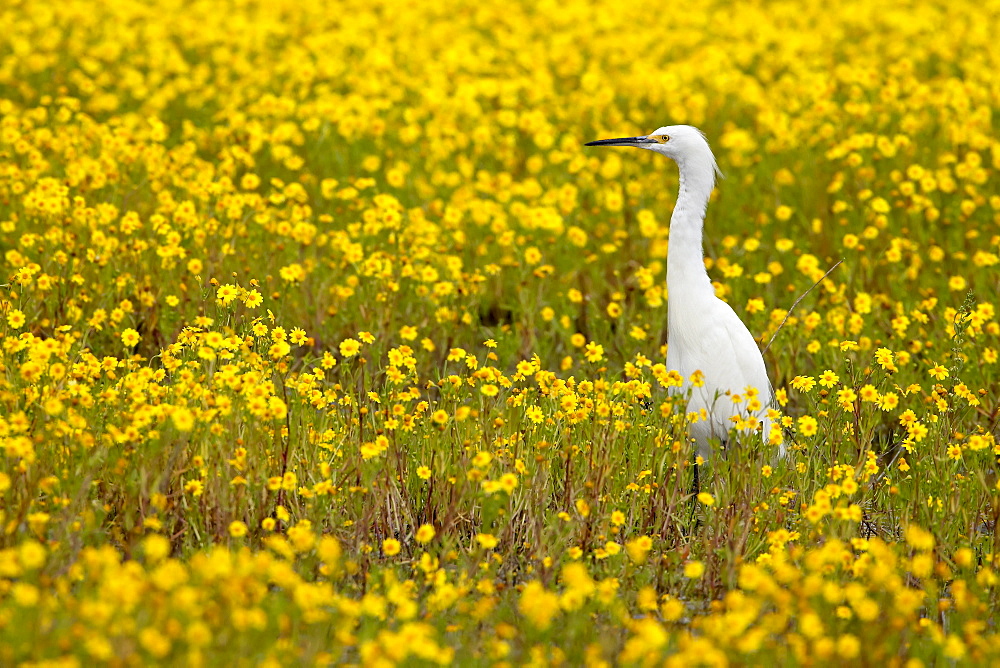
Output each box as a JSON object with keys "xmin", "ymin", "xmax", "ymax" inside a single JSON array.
[{"xmin": 584, "ymin": 136, "xmax": 653, "ymax": 147}]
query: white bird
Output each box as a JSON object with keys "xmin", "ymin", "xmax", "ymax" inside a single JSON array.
[{"xmin": 586, "ymin": 125, "xmax": 774, "ymax": 458}]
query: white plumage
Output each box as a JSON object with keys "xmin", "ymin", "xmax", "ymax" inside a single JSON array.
[{"xmin": 587, "ymin": 125, "xmax": 774, "ymax": 457}]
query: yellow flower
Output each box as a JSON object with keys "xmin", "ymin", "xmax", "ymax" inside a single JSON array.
[
  {"xmin": 790, "ymin": 375, "xmax": 816, "ymax": 392},
  {"xmin": 519, "ymin": 581, "xmax": 560, "ymax": 630},
  {"xmin": 954, "ymin": 547, "xmax": 974, "ymax": 568},
  {"xmin": 217, "ymin": 284, "xmax": 239, "ymax": 304},
  {"xmin": 172, "ymin": 407, "xmax": 195, "ymax": 432},
  {"xmin": 905, "ymin": 525, "xmax": 935, "ymax": 551},
  {"xmin": 629, "ymin": 325, "xmax": 648, "ymax": 340},
  {"xmin": 584, "ymin": 341, "xmax": 604, "ymax": 363},
  {"xmin": 525, "ymin": 405, "xmax": 544, "ymax": 423},
  {"xmin": 19, "ymin": 540, "xmax": 47, "ymax": 571},
  {"xmin": 837, "ymin": 388, "xmax": 857, "ymax": 407},
  {"xmin": 138, "ymin": 627, "xmax": 171, "ymax": 658},
  {"xmin": 7, "ymin": 309, "xmax": 25, "ymax": 329},
  {"xmin": 386, "ymin": 168, "xmax": 405, "ymax": 187},
  {"xmin": 279, "ymin": 263, "xmax": 306, "ymax": 283},
  {"xmin": 121, "ymin": 328, "xmax": 141, "ymax": 347},
  {"xmin": 928, "ymin": 364, "xmax": 949, "ymax": 380},
  {"xmin": 476, "ymin": 533, "xmax": 498, "ymax": 549},
  {"xmin": 264, "ymin": 339, "xmax": 289, "ymax": 359},
  {"xmin": 818, "ymin": 370, "xmax": 839, "ymax": 387},
  {"xmin": 683, "ymin": 561, "xmax": 705, "ymax": 579},
  {"xmin": 339, "ymin": 338, "xmax": 361, "ymax": 357},
  {"xmin": 661, "ymin": 597, "xmax": 685, "ymax": 621},
  {"xmin": 415, "ymin": 524, "xmax": 436, "ymax": 543},
  {"xmin": 382, "ymin": 538, "xmax": 401, "ymax": 556},
  {"xmin": 142, "ymin": 535, "xmax": 170, "ymax": 565},
  {"xmin": 229, "ymin": 521, "xmax": 248, "ymax": 538},
  {"xmin": 798, "ymin": 415, "xmax": 818, "ymax": 437},
  {"xmin": 243, "ymin": 289, "xmax": 263, "ymax": 308},
  {"xmin": 498, "ymin": 473, "xmax": 518, "ymax": 493},
  {"xmin": 625, "ymin": 536, "xmax": 653, "ymax": 564}
]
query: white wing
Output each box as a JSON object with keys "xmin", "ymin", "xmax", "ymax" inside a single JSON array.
[{"xmin": 667, "ymin": 297, "xmax": 771, "ymax": 453}]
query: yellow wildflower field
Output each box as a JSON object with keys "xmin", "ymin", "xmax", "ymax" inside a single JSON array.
[{"xmin": 2, "ymin": 0, "xmax": 1000, "ymax": 664}]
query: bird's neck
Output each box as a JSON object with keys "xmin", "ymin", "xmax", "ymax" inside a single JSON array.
[{"xmin": 667, "ymin": 158, "xmax": 716, "ymax": 302}]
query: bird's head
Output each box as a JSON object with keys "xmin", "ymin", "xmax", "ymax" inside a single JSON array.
[{"xmin": 586, "ymin": 124, "xmax": 722, "ymax": 187}]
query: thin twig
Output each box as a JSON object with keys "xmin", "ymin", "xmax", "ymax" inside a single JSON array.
[{"xmin": 762, "ymin": 259, "xmax": 843, "ymax": 355}]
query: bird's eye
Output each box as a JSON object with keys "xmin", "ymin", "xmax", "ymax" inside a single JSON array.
[{"xmin": 651, "ymin": 134, "xmax": 670, "ymax": 144}]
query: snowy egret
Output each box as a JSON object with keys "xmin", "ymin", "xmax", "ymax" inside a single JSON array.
[{"xmin": 586, "ymin": 126, "xmax": 773, "ymax": 457}]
